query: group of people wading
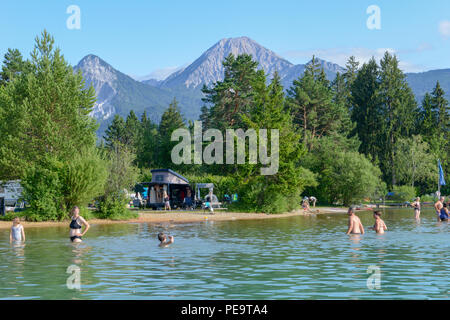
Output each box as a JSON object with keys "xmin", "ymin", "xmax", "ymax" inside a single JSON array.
[
  {"xmin": 345, "ymin": 196, "xmax": 449, "ymax": 235},
  {"xmin": 8, "ymin": 197, "xmax": 449, "ymax": 244}
]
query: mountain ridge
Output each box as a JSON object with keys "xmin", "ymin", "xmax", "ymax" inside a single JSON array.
[{"xmin": 73, "ymin": 37, "xmax": 450, "ymax": 137}]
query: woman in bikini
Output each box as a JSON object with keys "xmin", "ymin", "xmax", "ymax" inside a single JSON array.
[
  {"xmin": 69, "ymin": 206, "xmax": 90, "ymax": 243},
  {"xmin": 372, "ymin": 211, "xmax": 387, "ymax": 234},
  {"xmin": 411, "ymin": 197, "xmax": 421, "ymax": 220}
]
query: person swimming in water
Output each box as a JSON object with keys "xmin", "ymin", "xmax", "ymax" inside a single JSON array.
[
  {"xmin": 346, "ymin": 206, "xmax": 365, "ymax": 235},
  {"xmin": 372, "ymin": 211, "xmax": 387, "ymax": 234},
  {"xmin": 411, "ymin": 197, "xmax": 421, "ymax": 220},
  {"xmin": 158, "ymin": 232, "xmax": 174, "ymax": 247},
  {"xmin": 10, "ymin": 217, "xmax": 25, "ymax": 242},
  {"xmin": 69, "ymin": 206, "xmax": 90, "ymax": 243}
]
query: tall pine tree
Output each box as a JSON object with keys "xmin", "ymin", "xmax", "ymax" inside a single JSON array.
[{"xmin": 377, "ymin": 52, "xmax": 418, "ymax": 187}]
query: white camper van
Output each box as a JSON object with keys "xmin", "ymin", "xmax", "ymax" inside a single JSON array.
[{"xmin": 0, "ymin": 180, "xmax": 24, "ymax": 215}]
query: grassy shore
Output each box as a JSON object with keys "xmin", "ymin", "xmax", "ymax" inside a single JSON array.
[{"xmin": 0, "ymin": 207, "xmax": 353, "ymax": 230}]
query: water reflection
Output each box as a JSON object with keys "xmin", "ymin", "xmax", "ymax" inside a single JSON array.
[
  {"xmin": 70, "ymin": 243, "xmax": 91, "ymax": 265},
  {"xmin": 11, "ymin": 241, "xmax": 25, "ymax": 258},
  {"xmin": 0, "ymin": 208, "xmax": 448, "ymax": 299}
]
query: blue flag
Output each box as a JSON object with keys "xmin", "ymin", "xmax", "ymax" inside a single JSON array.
[{"xmin": 438, "ymin": 159, "xmax": 446, "ymax": 186}]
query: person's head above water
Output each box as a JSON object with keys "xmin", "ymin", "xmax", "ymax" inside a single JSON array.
[
  {"xmin": 158, "ymin": 232, "xmax": 166, "ymax": 242},
  {"xmin": 348, "ymin": 206, "xmax": 356, "ymax": 215},
  {"xmin": 71, "ymin": 206, "xmax": 80, "ymax": 217},
  {"xmin": 374, "ymin": 211, "xmax": 382, "ymax": 218}
]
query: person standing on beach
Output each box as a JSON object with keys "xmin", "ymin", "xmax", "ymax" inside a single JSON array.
[
  {"xmin": 163, "ymin": 191, "xmax": 171, "ymax": 210},
  {"xmin": 411, "ymin": 197, "xmax": 421, "ymax": 220},
  {"xmin": 434, "ymin": 197, "xmax": 445, "ymax": 221},
  {"xmin": 346, "ymin": 206, "xmax": 365, "ymax": 235},
  {"xmin": 309, "ymin": 196, "xmax": 317, "ymax": 208},
  {"xmin": 69, "ymin": 206, "xmax": 90, "ymax": 243},
  {"xmin": 10, "ymin": 217, "xmax": 25, "ymax": 242},
  {"xmin": 372, "ymin": 211, "xmax": 387, "ymax": 234}
]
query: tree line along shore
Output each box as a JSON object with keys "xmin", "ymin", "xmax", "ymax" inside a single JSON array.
[{"xmin": 0, "ymin": 30, "xmax": 448, "ymax": 222}]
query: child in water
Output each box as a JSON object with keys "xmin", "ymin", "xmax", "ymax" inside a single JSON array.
[
  {"xmin": 10, "ymin": 217, "xmax": 25, "ymax": 242},
  {"xmin": 158, "ymin": 232, "xmax": 174, "ymax": 247},
  {"xmin": 439, "ymin": 203, "xmax": 449, "ymax": 221},
  {"xmin": 372, "ymin": 211, "xmax": 387, "ymax": 234}
]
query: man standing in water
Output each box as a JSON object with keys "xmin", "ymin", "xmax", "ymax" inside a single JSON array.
[
  {"xmin": 434, "ymin": 196, "xmax": 445, "ymax": 221},
  {"xmin": 346, "ymin": 206, "xmax": 365, "ymax": 235}
]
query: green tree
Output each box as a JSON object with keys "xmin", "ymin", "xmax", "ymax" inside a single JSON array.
[
  {"xmin": 377, "ymin": 52, "xmax": 418, "ymax": 187},
  {"xmin": 0, "ymin": 48, "xmax": 29, "ymax": 86},
  {"xmin": 302, "ymin": 135, "xmax": 382, "ymax": 206},
  {"xmin": 98, "ymin": 142, "xmax": 140, "ymax": 219},
  {"xmin": 104, "ymin": 115, "xmax": 126, "ymax": 148},
  {"xmin": 287, "ymin": 56, "xmax": 350, "ymax": 151},
  {"xmin": 0, "ymin": 30, "xmax": 98, "ymax": 180},
  {"xmin": 201, "ymin": 54, "xmax": 261, "ymax": 131},
  {"xmin": 158, "ymin": 98, "xmax": 186, "ymax": 168},
  {"xmin": 136, "ymin": 112, "xmax": 160, "ymax": 168},
  {"xmin": 60, "ymin": 147, "xmax": 108, "ymax": 211},
  {"xmin": 431, "ymin": 81, "xmax": 450, "ymax": 135},
  {"xmin": 417, "ymin": 93, "xmax": 437, "ymax": 140},
  {"xmin": 343, "ymin": 56, "xmax": 360, "ymax": 91},
  {"xmin": 239, "ymin": 72, "xmax": 316, "ymax": 212},
  {"xmin": 394, "ymin": 135, "xmax": 436, "ymax": 189},
  {"xmin": 350, "ymin": 58, "xmax": 381, "ymax": 161},
  {"xmin": 124, "ymin": 110, "xmax": 142, "ymax": 149},
  {"xmin": 0, "ymin": 31, "xmax": 104, "ymax": 220},
  {"xmin": 326, "ymin": 150, "xmax": 383, "ymax": 206}
]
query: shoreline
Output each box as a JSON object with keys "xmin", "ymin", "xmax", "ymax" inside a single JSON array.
[{"xmin": 0, "ymin": 207, "xmax": 351, "ymax": 230}]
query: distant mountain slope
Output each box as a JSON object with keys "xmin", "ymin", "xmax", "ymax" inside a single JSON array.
[
  {"xmin": 75, "ymin": 37, "xmax": 449, "ymax": 139},
  {"xmin": 406, "ymin": 69, "xmax": 450, "ymax": 103},
  {"xmin": 159, "ymin": 37, "xmax": 294, "ymax": 90},
  {"xmin": 74, "ymin": 55, "xmax": 202, "ymax": 136},
  {"xmin": 279, "ymin": 58, "xmax": 346, "ymax": 90}
]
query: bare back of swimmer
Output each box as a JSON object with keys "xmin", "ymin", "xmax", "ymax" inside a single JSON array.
[{"xmin": 346, "ymin": 207, "xmax": 365, "ymax": 235}]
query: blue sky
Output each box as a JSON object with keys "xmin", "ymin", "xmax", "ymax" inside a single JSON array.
[{"xmin": 1, "ymin": 0, "xmax": 449, "ymax": 79}]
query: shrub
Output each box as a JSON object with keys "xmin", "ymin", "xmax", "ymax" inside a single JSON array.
[
  {"xmin": 419, "ymin": 194, "xmax": 436, "ymax": 203},
  {"xmin": 21, "ymin": 150, "xmax": 108, "ymax": 221},
  {"xmin": 59, "ymin": 147, "xmax": 108, "ymax": 211},
  {"xmin": 390, "ymin": 185, "xmax": 417, "ymax": 202},
  {"xmin": 98, "ymin": 142, "xmax": 140, "ymax": 219},
  {"xmin": 97, "ymin": 196, "xmax": 138, "ymax": 220},
  {"xmin": 21, "ymin": 157, "xmax": 65, "ymax": 221}
]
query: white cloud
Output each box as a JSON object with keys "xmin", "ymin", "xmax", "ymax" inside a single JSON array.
[{"xmin": 439, "ymin": 20, "xmax": 450, "ymax": 38}]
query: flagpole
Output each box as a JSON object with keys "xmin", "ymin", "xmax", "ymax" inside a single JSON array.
[{"xmin": 438, "ymin": 159, "xmax": 440, "ymax": 199}]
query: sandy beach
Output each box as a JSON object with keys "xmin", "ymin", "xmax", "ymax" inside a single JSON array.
[{"xmin": 0, "ymin": 207, "xmax": 350, "ymax": 230}]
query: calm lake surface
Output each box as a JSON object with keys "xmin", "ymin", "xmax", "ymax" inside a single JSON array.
[{"xmin": 0, "ymin": 208, "xmax": 448, "ymax": 300}]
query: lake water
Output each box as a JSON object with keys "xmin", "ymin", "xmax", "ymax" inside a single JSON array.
[{"xmin": 0, "ymin": 208, "xmax": 448, "ymax": 300}]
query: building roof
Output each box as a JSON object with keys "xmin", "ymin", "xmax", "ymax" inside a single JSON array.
[{"xmin": 149, "ymin": 169, "xmax": 190, "ymax": 184}]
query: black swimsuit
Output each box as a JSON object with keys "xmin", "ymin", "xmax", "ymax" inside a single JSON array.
[{"xmin": 70, "ymin": 218, "xmax": 82, "ymax": 242}]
